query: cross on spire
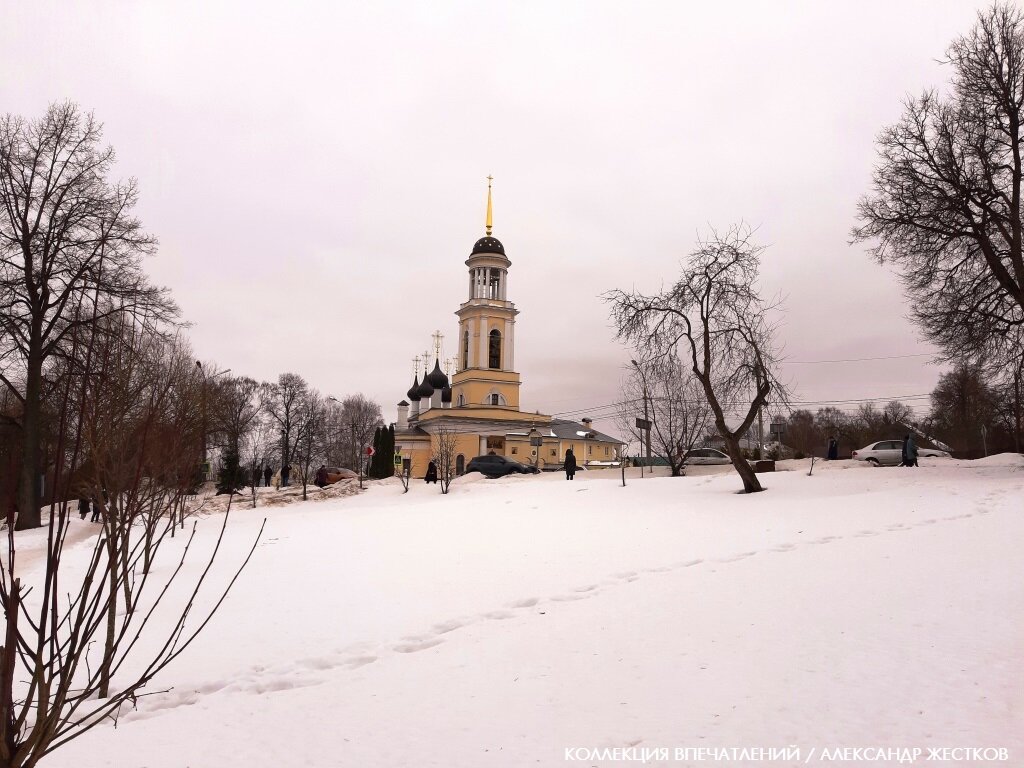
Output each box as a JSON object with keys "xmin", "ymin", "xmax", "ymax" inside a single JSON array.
[
  {"xmin": 485, "ymin": 175, "xmax": 493, "ymax": 236},
  {"xmin": 432, "ymin": 330, "xmax": 444, "ymax": 358}
]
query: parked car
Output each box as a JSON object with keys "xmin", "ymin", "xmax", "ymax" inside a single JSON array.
[
  {"xmin": 465, "ymin": 455, "xmax": 539, "ymax": 478},
  {"xmin": 851, "ymin": 440, "xmax": 951, "ymax": 466},
  {"xmin": 324, "ymin": 467, "xmax": 358, "ymax": 484},
  {"xmin": 682, "ymin": 448, "xmax": 732, "ymax": 465}
]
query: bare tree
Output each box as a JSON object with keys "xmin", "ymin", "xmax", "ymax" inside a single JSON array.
[
  {"xmin": 211, "ymin": 376, "xmax": 262, "ymax": 494},
  {"xmin": 607, "ymin": 225, "xmax": 788, "ymax": 493},
  {"xmin": 0, "ymin": 315, "xmax": 261, "ymax": 768},
  {"xmin": 264, "ymin": 373, "xmax": 307, "ymax": 484},
  {"xmin": 292, "ymin": 390, "xmax": 326, "ymax": 501},
  {"xmin": 620, "ymin": 356, "xmax": 712, "ymax": 476},
  {"xmin": 431, "ymin": 425, "xmax": 459, "ymax": 494},
  {"xmin": 853, "ymin": 3, "xmax": 1024, "ymax": 363},
  {"xmin": 0, "ymin": 103, "xmax": 176, "ymax": 530},
  {"xmin": 242, "ymin": 414, "xmax": 276, "ymax": 509},
  {"xmin": 337, "ymin": 394, "xmax": 383, "ymax": 486}
]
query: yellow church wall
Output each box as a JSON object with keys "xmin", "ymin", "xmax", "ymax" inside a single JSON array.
[{"xmin": 451, "ymin": 368, "xmax": 520, "ymax": 409}]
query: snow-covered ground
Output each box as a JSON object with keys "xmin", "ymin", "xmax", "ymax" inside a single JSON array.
[{"xmin": 33, "ymin": 456, "xmax": 1024, "ymax": 767}]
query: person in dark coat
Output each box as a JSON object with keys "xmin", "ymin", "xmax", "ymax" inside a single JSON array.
[
  {"xmin": 425, "ymin": 461, "xmax": 438, "ymax": 484},
  {"xmin": 564, "ymin": 448, "xmax": 577, "ymax": 480},
  {"xmin": 826, "ymin": 436, "xmax": 838, "ymax": 461},
  {"xmin": 90, "ymin": 496, "xmax": 101, "ymax": 523},
  {"xmin": 78, "ymin": 497, "xmax": 90, "ymax": 520},
  {"xmin": 281, "ymin": 464, "xmax": 290, "ymax": 487},
  {"xmin": 902, "ymin": 434, "xmax": 918, "ymax": 467},
  {"xmin": 263, "ymin": 465, "xmax": 272, "ymax": 487}
]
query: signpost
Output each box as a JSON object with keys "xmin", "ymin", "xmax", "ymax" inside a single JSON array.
[{"xmin": 635, "ymin": 417, "xmax": 652, "ymax": 477}]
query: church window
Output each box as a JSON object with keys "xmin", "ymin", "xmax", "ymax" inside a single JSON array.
[
  {"xmin": 462, "ymin": 330, "xmax": 469, "ymax": 369},
  {"xmin": 457, "ymin": 392, "xmax": 465, "ymax": 407},
  {"xmin": 488, "ymin": 329, "xmax": 501, "ymax": 369},
  {"xmin": 511, "ymin": 447, "xmax": 517, "ymax": 455},
  {"xmin": 489, "ymin": 269, "xmax": 501, "ymax": 299},
  {"xmin": 550, "ymin": 449, "xmax": 556, "ymax": 457}
]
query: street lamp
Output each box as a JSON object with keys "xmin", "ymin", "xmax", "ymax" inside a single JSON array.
[{"xmin": 631, "ymin": 359, "xmax": 652, "ymax": 469}]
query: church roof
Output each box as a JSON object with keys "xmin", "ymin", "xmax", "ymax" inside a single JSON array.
[
  {"xmin": 425, "ymin": 359, "xmax": 449, "ymax": 389},
  {"xmin": 548, "ymin": 419, "xmax": 624, "ymax": 445},
  {"xmin": 471, "ymin": 236, "xmax": 505, "ymax": 256},
  {"xmin": 406, "ymin": 375, "xmax": 421, "ymax": 402},
  {"xmin": 416, "ymin": 375, "xmax": 435, "ymax": 399}
]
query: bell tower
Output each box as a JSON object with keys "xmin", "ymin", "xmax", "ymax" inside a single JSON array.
[{"xmin": 451, "ymin": 177, "xmax": 522, "ymax": 410}]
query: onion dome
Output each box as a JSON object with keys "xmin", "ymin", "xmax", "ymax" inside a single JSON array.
[
  {"xmin": 441, "ymin": 385, "xmax": 452, "ymax": 404},
  {"xmin": 406, "ymin": 375, "xmax": 421, "ymax": 402},
  {"xmin": 471, "ymin": 236, "xmax": 505, "ymax": 256},
  {"xmin": 426, "ymin": 359, "xmax": 449, "ymax": 389},
  {"xmin": 416, "ymin": 374, "xmax": 435, "ymax": 399}
]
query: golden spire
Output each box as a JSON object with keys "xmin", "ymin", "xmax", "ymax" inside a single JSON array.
[{"xmin": 485, "ymin": 174, "xmax": 493, "ymax": 236}]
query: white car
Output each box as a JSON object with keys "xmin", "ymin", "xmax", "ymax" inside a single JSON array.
[
  {"xmin": 682, "ymin": 448, "xmax": 732, "ymax": 465},
  {"xmin": 851, "ymin": 440, "xmax": 951, "ymax": 466}
]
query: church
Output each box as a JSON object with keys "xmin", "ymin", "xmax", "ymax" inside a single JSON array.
[{"xmin": 394, "ymin": 180, "xmax": 622, "ymax": 478}]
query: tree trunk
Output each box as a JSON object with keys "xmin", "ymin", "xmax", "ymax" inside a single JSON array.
[
  {"xmin": 721, "ymin": 434, "xmax": 763, "ymax": 493},
  {"xmin": 99, "ymin": 536, "xmax": 117, "ymax": 698},
  {"xmin": 15, "ymin": 345, "xmax": 43, "ymax": 531}
]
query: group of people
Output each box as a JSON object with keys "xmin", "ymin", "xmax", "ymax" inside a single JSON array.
[
  {"xmin": 77, "ymin": 494, "xmax": 103, "ymax": 523},
  {"xmin": 252, "ymin": 465, "xmax": 287, "ymax": 487}
]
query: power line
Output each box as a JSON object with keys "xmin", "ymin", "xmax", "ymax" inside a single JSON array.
[
  {"xmin": 552, "ymin": 392, "xmax": 933, "ymax": 418},
  {"xmin": 780, "ymin": 353, "xmax": 934, "ymax": 364}
]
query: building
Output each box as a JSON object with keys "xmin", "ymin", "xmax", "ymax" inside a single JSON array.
[{"xmin": 394, "ymin": 180, "xmax": 622, "ymax": 477}]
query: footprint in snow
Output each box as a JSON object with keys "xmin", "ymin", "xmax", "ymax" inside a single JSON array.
[
  {"xmin": 507, "ymin": 597, "xmax": 539, "ymax": 608},
  {"xmin": 394, "ymin": 638, "xmax": 445, "ymax": 653}
]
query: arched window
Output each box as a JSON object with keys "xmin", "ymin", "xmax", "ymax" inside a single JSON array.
[
  {"xmin": 484, "ymin": 391, "xmax": 506, "ymax": 406},
  {"xmin": 462, "ymin": 330, "xmax": 469, "ymax": 370},
  {"xmin": 488, "ymin": 329, "xmax": 501, "ymax": 369},
  {"xmin": 456, "ymin": 392, "xmax": 466, "ymax": 407}
]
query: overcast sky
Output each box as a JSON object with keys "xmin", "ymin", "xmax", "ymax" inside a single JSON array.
[{"xmin": 1, "ymin": 0, "xmax": 993, "ymax": 438}]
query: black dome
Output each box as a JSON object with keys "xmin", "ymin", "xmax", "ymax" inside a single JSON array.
[
  {"xmin": 426, "ymin": 360, "xmax": 449, "ymax": 390},
  {"xmin": 406, "ymin": 375, "xmax": 421, "ymax": 402},
  {"xmin": 441, "ymin": 385, "xmax": 452, "ymax": 404},
  {"xmin": 472, "ymin": 236, "xmax": 505, "ymax": 256},
  {"xmin": 416, "ymin": 375, "xmax": 435, "ymax": 399}
]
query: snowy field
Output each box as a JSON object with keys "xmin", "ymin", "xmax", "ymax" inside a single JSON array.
[{"xmin": 35, "ymin": 456, "xmax": 1024, "ymax": 767}]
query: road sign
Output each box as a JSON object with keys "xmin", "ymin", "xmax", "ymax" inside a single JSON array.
[
  {"xmin": 393, "ymin": 452, "xmax": 402, "ymax": 466},
  {"xmin": 635, "ymin": 418, "xmax": 652, "ymax": 431},
  {"xmin": 365, "ymin": 446, "xmax": 375, "ymax": 457}
]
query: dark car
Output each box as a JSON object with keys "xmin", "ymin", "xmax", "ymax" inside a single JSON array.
[{"xmin": 464, "ymin": 455, "xmax": 539, "ymax": 478}]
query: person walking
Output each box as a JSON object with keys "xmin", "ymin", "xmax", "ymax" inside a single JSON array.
[
  {"xmin": 281, "ymin": 464, "xmax": 291, "ymax": 487},
  {"xmin": 425, "ymin": 461, "xmax": 438, "ymax": 484},
  {"xmin": 564, "ymin": 448, "xmax": 577, "ymax": 481},
  {"xmin": 263, "ymin": 465, "xmax": 272, "ymax": 487},
  {"xmin": 90, "ymin": 497, "xmax": 101, "ymax": 523},
  {"xmin": 78, "ymin": 497, "xmax": 90, "ymax": 521},
  {"xmin": 827, "ymin": 436, "xmax": 838, "ymax": 461},
  {"xmin": 904, "ymin": 434, "xmax": 919, "ymax": 467}
]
